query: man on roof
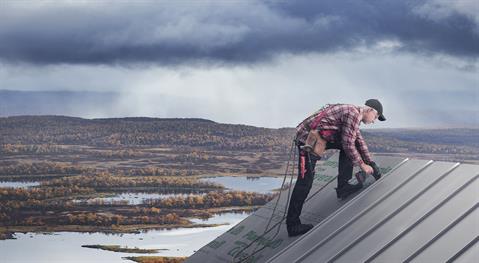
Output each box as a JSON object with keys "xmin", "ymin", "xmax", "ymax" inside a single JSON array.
[{"xmin": 286, "ymin": 99, "xmax": 386, "ymax": 237}]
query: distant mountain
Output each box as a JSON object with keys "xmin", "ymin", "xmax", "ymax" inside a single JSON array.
[
  {"xmin": 0, "ymin": 115, "xmax": 477, "ymax": 156},
  {"xmin": 364, "ymin": 128, "xmax": 479, "ymax": 148},
  {"xmin": 0, "ymin": 90, "xmax": 121, "ymax": 117},
  {"xmin": 0, "ymin": 115, "xmax": 293, "ymax": 151}
]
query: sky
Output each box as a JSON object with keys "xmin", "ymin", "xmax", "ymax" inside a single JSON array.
[{"xmin": 0, "ymin": 0, "xmax": 477, "ymax": 128}]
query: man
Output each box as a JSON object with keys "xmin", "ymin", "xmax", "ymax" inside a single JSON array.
[{"xmin": 286, "ymin": 99, "xmax": 386, "ymax": 237}]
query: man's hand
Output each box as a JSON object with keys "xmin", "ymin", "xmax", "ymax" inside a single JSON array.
[{"xmin": 360, "ymin": 163, "xmax": 373, "ymax": 175}]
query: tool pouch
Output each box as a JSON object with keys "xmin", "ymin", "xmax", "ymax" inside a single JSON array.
[{"xmin": 301, "ymin": 130, "xmax": 327, "ymax": 158}]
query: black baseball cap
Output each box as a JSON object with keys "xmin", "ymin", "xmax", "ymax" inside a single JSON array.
[{"xmin": 365, "ymin": 99, "xmax": 386, "ymax": 121}]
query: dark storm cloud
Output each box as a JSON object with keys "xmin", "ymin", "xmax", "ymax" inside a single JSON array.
[{"xmin": 0, "ymin": 0, "xmax": 477, "ymax": 66}]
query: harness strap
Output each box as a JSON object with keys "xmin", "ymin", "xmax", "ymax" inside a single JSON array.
[
  {"xmin": 300, "ymin": 154, "xmax": 306, "ymax": 179},
  {"xmin": 309, "ymin": 109, "xmax": 328, "ymax": 130}
]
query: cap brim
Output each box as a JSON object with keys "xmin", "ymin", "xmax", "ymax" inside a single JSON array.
[{"xmin": 378, "ymin": 115, "xmax": 386, "ymax": 121}]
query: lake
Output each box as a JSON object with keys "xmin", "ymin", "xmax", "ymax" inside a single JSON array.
[
  {"xmin": 0, "ymin": 181, "xmax": 40, "ymax": 188},
  {"xmin": 0, "ymin": 176, "xmax": 289, "ymax": 262},
  {"xmin": 77, "ymin": 192, "xmax": 199, "ymax": 205},
  {"xmin": 0, "ymin": 213, "xmax": 249, "ymax": 263},
  {"xmin": 199, "ymin": 176, "xmax": 291, "ymax": 194},
  {"xmin": 79, "ymin": 176, "xmax": 289, "ymax": 205}
]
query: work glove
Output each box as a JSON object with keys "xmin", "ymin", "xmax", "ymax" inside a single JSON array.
[{"xmin": 369, "ymin": 161, "xmax": 382, "ymax": 181}]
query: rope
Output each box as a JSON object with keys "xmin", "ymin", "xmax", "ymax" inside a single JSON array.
[
  {"xmin": 231, "ymin": 138, "xmax": 296, "ymax": 263},
  {"xmin": 232, "ymin": 138, "xmax": 337, "ymax": 263}
]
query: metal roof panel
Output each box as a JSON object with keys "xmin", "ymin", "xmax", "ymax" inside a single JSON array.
[{"xmin": 186, "ymin": 157, "xmax": 478, "ymax": 263}]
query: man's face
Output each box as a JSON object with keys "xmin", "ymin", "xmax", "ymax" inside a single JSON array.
[{"xmin": 363, "ymin": 108, "xmax": 378, "ymax": 125}]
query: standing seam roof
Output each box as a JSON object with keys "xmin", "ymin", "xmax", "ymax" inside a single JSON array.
[{"xmin": 186, "ymin": 154, "xmax": 479, "ymax": 263}]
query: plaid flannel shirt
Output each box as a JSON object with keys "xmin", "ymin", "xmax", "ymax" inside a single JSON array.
[{"xmin": 295, "ymin": 104, "xmax": 373, "ymax": 166}]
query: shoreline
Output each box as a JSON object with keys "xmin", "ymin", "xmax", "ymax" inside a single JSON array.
[
  {"xmin": 0, "ymin": 222, "xmax": 227, "ymax": 240},
  {"xmin": 0, "ymin": 206, "xmax": 258, "ymax": 240}
]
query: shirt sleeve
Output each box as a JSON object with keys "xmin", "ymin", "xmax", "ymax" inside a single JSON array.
[
  {"xmin": 356, "ymin": 130, "xmax": 373, "ymax": 164},
  {"xmin": 340, "ymin": 109, "xmax": 364, "ymax": 167}
]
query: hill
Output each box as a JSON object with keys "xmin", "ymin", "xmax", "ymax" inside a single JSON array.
[
  {"xmin": 0, "ymin": 115, "xmax": 478, "ymax": 163},
  {"xmin": 0, "ymin": 115, "xmax": 292, "ymax": 151}
]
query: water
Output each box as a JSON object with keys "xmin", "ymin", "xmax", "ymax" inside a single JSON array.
[
  {"xmin": 79, "ymin": 193, "xmax": 202, "ymax": 205},
  {"xmin": 0, "ymin": 181, "xmax": 40, "ymax": 188},
  {"xmin": 0, "ymin": 212, "xmax": 250, "ymax": 263},
  {"xmin": 199, "ymin": 176, "xmax": 289, "ymax": 194},
  {"xmin": 0, "ymin": 176, "xmax": 284, "ymax": 262}
]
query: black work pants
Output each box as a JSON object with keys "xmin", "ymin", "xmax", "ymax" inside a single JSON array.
[
  {"xmin": 326, "ymin": 140, "xmax": 357, "ymax": 188},
  {"xmin": 286, "ymin": 140, "xmax": 355, "ymax": 227}
]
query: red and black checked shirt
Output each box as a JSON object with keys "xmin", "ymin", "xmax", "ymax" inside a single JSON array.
[{"xmin": 295, "ymin": 104, "xmax": 372, "ymax": 166}]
